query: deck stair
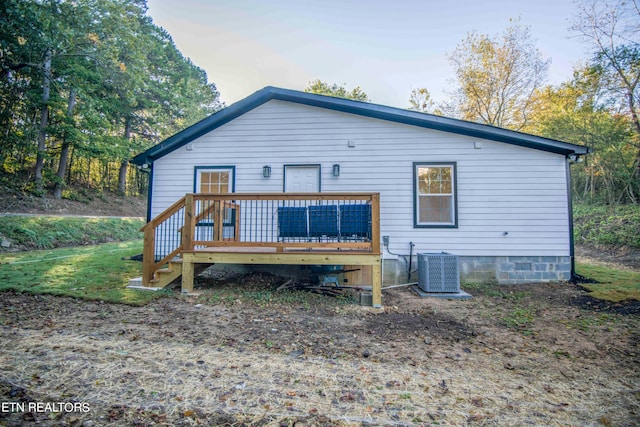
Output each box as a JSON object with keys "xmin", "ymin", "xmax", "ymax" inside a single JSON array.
[
  {"xmin": 128, "ymin": 259, "xmax": 211, "ymax": 290},
  {"xmin": 151, "ymin": 259, "xmax": 184, "ymax": 288},
  {"xmin": 151, "ymin": 260, "xmax": 211, "ymax": 289}
]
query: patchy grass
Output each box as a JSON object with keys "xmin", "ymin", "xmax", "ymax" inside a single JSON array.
[
  {"xmin": 463, "ymin": 281, "xmax": 526, "ymax": 301},
  {"xmin": 575, "ymin": 262, "xmax": 640, "ymax": 302},
  {"xmin": 562, "ymin": 312, "xmax": 618, "ymax": 333},
  {"xmin": 0, "ymin": 240, "xmax": 164, "ymax": 305},
  {"xmin": 502, "ymin": 306, "xmax": 536, "ymax": 332},
  {"xmin": 0, "ymin": 215, "xmax": 144, "ymax": 250}
]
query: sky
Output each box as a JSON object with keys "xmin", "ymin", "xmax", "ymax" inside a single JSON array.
[{"xmin": 146, "ymin": 0, "xmax": 591, "ymax": 109}]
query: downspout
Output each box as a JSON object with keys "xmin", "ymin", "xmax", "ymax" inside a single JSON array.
[
  {"xmin": 566, "ymin": 155, "xmax": 576, "ymax": 280},
  {"xmin": 130, "ymin": 158, "xmax": 153, "ymax": 223},
  {"xmin": 146, "ymin": 162, "xmax": 154, "ymax": 223}
]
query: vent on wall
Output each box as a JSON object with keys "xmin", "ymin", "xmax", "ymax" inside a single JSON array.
[{"xmin": 418, "ymin": 253, "xmax": 460, "ymax": 293}]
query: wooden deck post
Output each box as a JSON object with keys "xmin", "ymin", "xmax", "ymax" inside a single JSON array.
[
  {"xmin": 370, "ymin": 193, "xmax": 381, "ymax": 254},
  {"xmin": 181, "ymin": 253, "xmax": 194, "ymax": 293},
  {"xmin": 182, "ymin": 194, "xmax": 194, "ymax": 251},
  {"xmin": 372, "ymin": 259, "xmax": 382, "ymax": 308},
  {"xmin": 370, "ymin": 193, "xmax": 382, "ymax": 307},
  {"xmin": 142, "ymin": 225, "xmax": 155, "ymax": 286}
]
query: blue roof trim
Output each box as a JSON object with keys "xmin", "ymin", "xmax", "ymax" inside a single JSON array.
[{"xmin": 131, "ymin": 86, "xmax": 590, "ymax": 165}]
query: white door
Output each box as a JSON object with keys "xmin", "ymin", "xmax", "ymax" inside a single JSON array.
[{"xmin": 284, "ymin": 165, "xmax": 320, "ymax": 192}]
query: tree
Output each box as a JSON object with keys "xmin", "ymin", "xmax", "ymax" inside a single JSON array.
[
  {"xmin": 571, "ymin": 0, "xmax": 640, "ymax": 182},
  {"xmin": 19, "ymin": 0, "xmax": 102, "ymax": 194},
  {"xmin": 101, "ymin": 12, "xmax": 221, "ymax": 195},
  {"xmin": 527, "ymin": 67, "xmax": 636, "ymax": 203},
  {"xmin": 304, "ymin": 80, "xmax": 370, "ymax": 102},
  {"xmin": 0, "ymin": 0, "xmax": 44, "ymax": 171},
  {"xmin": 408, "ymin": 87, "xmax": 446, "ymax": 115},
  {"xmin": 446, "ymin": 22, "xmax": 550, "ymax": 130},
  {"xmin": 408, "ymin": 88, "xmax": 435, "ymax": 113},
  {"xmin": 0, "ymin": 0, "xmax": 221, "ymax": 197}
]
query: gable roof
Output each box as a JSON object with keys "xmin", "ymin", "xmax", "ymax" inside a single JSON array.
[{"xmin": 131, "ymin": 86, "xmax": 590, "ymax": 166}]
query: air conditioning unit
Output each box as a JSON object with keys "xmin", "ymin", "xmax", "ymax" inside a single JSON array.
[{"xmin": 418, "ymin": 253, "xmax": 460, "ymax": 293}]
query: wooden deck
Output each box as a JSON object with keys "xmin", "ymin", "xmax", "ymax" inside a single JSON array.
[{"xmin": 138, "ymin": 193, "xmax": 383, "ymax": 307}]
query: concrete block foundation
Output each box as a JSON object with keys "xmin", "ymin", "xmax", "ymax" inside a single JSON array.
[{"xmin": 382, "ymin": 255, "xmax": 572, "ymax": 286}]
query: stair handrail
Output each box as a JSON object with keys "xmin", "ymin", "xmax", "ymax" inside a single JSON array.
[
  {"xmin": 178, "ymin": 200, "xmax": 239, "ymax": 232},
  {"xmin": 141, "ymin": 195, "xmax": 186, "ymax": 286}
]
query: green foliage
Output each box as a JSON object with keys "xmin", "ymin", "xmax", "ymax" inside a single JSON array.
[
  {"xmin": 0, "ymin": 216, "xmax": 145, "ymax": 250},
  {"xmin": 0, "ymin": 0, "xmax": 222, "ymax": 196},
  {"xmin": 0, "ymin": 241, "xmax": 162, "ymax": 305},
  {"xmin": 569, "ymin": 0, "xmax": 640, "ymax": 202},
  {"xmin": 304, "ymin": 79, "xmax": 370, "ymax": 102},
  {"xmin": 575, "ymin": 262, "xmax": 640, "ymax": 302},
  {"xmin": 573, "ymin": 203, "xmax": 640, "ymax": 248},
  {"xmin": 527, "ymin": 66, "xmax": 638, "ymax": 204}
]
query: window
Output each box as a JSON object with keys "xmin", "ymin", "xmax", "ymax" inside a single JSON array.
[
  {"xmin": 193, "ymin": 167, "xmax": 236, "ymax": 238},
  {"xmin": 194, "ymin": 167, "xmax": 234, "ymax": 194},
  {"xmin": 414, "ymin": 162, "xmax": 457, "ymax": 228}
]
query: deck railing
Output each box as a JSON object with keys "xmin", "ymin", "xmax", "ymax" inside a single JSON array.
[{"xmin": 141, "ymin": 193, "xmax": 380, "ymax": 285}]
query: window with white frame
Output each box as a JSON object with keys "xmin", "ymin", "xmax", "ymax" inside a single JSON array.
[
  {"xmin": 193, "ymin": 167, "xmax": 235, "ymax": 239},
  {"xmin": 414, "ymin": 162, "xmax": 457, "ymax": 228},
  {"xmin": 195, "ymin": 167, "xmax": 234, "ymax": 194}
]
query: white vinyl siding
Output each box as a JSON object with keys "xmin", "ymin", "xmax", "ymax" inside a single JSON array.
[{"xmin": 151, "ymin": 100, "xmax": 570, "ymax": 257}]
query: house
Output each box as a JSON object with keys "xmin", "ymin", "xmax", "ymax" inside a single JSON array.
[{"xmin": 131, "ymin": 86, "xmax": 589, "ymax": 306}]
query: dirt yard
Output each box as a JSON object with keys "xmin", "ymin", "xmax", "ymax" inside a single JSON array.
[{"xmin": 0, "ymin": 274, "xmax": 638, "ymax": 427}]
